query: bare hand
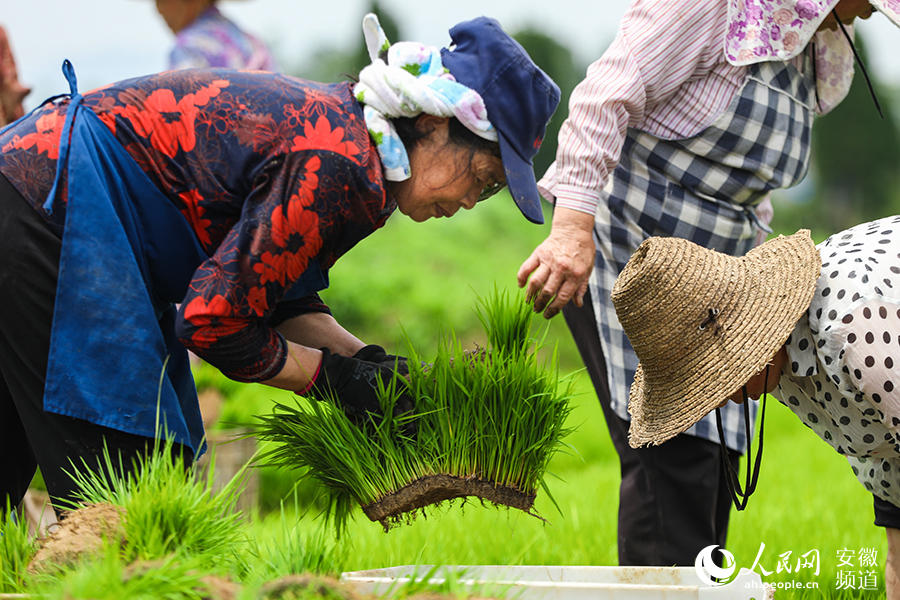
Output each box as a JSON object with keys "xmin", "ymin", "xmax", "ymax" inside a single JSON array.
[{"xmin": 516, "ymin": 208, "xmax": 595, "ymax": 318}]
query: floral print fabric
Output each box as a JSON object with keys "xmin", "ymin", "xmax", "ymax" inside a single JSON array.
[
  {"xmin": 726, "ymin": 0, "xmax": 861, "ymax": 112},
  {"xmin": 0, "ymin": 69, "xmax": 392, "ymax": 383},
  {"xmin": 726, "ymin": 0, "xmax": 900, "ymax": 112}
]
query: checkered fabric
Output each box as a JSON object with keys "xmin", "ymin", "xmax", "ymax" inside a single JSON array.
[{"xmin": 592, "ymin": 49, "xmax": 816, "ymax": 452}]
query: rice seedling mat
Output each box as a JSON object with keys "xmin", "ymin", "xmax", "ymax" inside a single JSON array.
[{"xmin": 253, "ymin": 288, "xmax": 576, "ymax": 532}]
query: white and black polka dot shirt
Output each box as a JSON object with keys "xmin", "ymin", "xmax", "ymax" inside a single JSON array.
[{"xmin": 777, "ymin": 216, "xmax": 900, "ymax": 506}]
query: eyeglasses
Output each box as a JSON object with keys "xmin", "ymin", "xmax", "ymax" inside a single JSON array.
[{"xmin": 478, "ymin": 181, "xmax": 507, "ymax": 202}]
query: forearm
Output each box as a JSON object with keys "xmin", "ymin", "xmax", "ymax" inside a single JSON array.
[
  {"xmin": 261, "ymin": 341, "xmax": 323, "ymax": 393},
  {"xmin": 275, "ymin": 311, "xmax": 365, "ymax": 357},
  {"xmin": 887, "ymin": 527, "xmax": 900, "ymax": 600},
  {"xmin": 262, "ymin": 312, "xmax": 368, "ymax": 393}
]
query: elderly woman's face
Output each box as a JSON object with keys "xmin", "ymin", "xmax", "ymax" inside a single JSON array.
[{"xmin": 392, "ymin": 116, "xmax": 505, "ymax": 223}]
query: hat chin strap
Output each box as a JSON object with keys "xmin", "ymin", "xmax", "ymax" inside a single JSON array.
[
  {"xmin": 831, "ymin": 8, "xmax": 884, "ymax": 120},
  {"xmin": 715, "ymin": 366, "xmax": 768, "ymax": 511}
]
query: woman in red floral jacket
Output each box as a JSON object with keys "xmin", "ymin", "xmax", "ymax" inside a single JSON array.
[{"xmin": 0, "ymin": 15, "xmax": 559, "ymax": 515}]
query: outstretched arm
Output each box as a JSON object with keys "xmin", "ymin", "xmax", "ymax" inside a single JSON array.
[{"xmin": 260, "ymin": 312, "xmax": 366, "ymax": 393}]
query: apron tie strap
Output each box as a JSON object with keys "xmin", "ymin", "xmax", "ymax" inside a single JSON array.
[{"xmin": 44, "ymin": 59, "xmax": 83, "ymax": 213}]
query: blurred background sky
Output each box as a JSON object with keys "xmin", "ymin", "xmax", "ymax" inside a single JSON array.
[{"xmin": 4, "ymin": 0, "xmax": 900, "ymax": 112}]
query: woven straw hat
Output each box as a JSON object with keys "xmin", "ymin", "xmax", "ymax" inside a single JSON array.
[{"xmin": 611, "ymin": 231, "xmax": 820, "ymax": 448}]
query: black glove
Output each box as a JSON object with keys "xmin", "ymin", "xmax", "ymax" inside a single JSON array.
[
  {"xmin": 313, "ymin": 348, "xmax": 416, "ymax": 435},
  {"xmin": 352, "ymin": 344, "xmax": 409, "ymax": 377}
]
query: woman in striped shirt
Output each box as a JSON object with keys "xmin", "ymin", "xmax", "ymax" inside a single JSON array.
[{"xmin": 518, "ymin": 0, "xmax": 899, "ymax": 569}]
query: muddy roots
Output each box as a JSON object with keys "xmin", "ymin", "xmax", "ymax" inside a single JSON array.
[{"xmin": 361, "ymin": 474, "xmax": 537, "ymax": 531}]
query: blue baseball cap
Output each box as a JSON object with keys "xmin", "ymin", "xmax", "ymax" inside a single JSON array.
[{"xmin": 441, "ymin": 17, "xmax": 560, "ymax": 225}]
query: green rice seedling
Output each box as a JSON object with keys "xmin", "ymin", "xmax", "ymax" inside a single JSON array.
[
  {"xmin": 65, "ymin": 435, "xmax": 246, "ymax": 565},
  {"xmin": 252, "ymin": 286, "xmax": 577, "ymax": 534},
  {"xmin": 238, "ymin": 505, "xmax": 345, "ymax": 583},
  {"xmin": 33, "ymin": 546, "xmax": 229, "ymax": 600},
  {"xmin": 0, "ymin": 500, "xmax": 37, "ymax": 593}
]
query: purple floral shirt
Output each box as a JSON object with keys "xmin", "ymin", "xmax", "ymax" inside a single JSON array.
[{"xmin": 170, "ymin": 6, "xmax": 278, "ymax": 71}]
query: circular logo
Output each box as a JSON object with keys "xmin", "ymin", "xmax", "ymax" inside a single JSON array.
[{"xmin": 694, "ymin": 545, "xmax": 737, "ymax": 586}]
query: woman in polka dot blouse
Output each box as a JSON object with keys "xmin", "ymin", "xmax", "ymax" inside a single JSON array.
[{"xmin": 610, "ymin": 216, "xmax": 900, "ymax": 598}]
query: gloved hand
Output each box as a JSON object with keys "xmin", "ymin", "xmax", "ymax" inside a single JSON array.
[
  {"xmin": 312, "ymin": 348, "xmax": 416, "ymax": 435},
  {"xmin": 352, "ymin": 344, "xmax": 409, "ymax": 377}
]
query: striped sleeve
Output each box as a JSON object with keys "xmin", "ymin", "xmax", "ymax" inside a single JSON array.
[{"xmin": 543, "ymin": 0, "xmax": 742, "ymax": 215}]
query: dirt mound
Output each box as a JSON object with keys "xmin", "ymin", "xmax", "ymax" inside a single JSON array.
[
  {"xmin": 122, "ymin": 560, "xmax": 240, "ymax": 600},
  {"xmin": 28, "ymin": 502, "xmax": 125, "ymax": 573},
  {"xmin": 361, "ymin": 474, "xmax": 537, "ymax": 531},
  {"xmin": 260, "ymin": 574, "xmax": 362, "ymax": 600}
]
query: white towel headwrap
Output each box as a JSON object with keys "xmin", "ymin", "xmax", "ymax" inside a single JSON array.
[{"xmin": 354, "ymin": 13, "xmax": 497, "ymax": 181}]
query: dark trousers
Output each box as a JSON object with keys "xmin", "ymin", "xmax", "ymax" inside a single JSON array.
[
  {"xmin": 0, "ymin": 173, "xmax": 189, "ymax": 518},
  {"xmin": 875, "ymin": 496, "xmax": 900, "ymax": 529},
  {"xmin": 563, "ymin": 288, "xmax": 739, "ymax": 566}
]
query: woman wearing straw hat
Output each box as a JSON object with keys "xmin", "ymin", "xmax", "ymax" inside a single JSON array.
[
  {"xmin": 0, "ymin": 14, "xmax": 559, "ymax": 517},
  {"xmin": 154, "ymin": 0, "xmax": 278, "ymax": 71},
  {"xmin": 518, "ymin": 0, "xmax": 900, "ymax": 568},
  {"xmin": 612, "ymin": 219, "xmax": 900, "ymax": 596}
]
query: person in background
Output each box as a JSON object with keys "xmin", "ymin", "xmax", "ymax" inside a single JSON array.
[
  {"xmin": 0, "ymin": 15, "xmax": 559, "ymax": 516},
  {"xmin": 0, "ymin": 25, "xmax": 30, "ymax": 127},
  {"xmin": 517, "ymin": 0, "xmax": 900, "ymax": 567},
  {"xmin": 155, "ymin": 0, "xmax": 278, "ymax": 71},
  {"xmin": 611, "ymin": 220, "xmax": 900, "ymax": 598}
]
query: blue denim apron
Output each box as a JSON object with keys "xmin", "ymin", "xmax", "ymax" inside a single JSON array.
[{"xmin": 34, "ymin": 62, "xmax": 209, "ymax": 454}]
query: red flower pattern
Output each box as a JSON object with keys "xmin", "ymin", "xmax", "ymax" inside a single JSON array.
[
  {"xmin": 253, "ymin": 251, "xmax": 286, "ymax": 286},
  {"xmin": 178, "ymin": 189, "xmax": 212, "ymax": 246},
  {"xmin": 182, "ymin": 294, "xmax": 243, "ymax": 349},
  {"xmin": 246, "ymin": 285, "xmax": 269, "ymax": 317},
  {"xmin": 290, "ymin": 117, "xmax": 360, "ymax": 160},
  {"xmin": 114, "ymin": 81, "xmax": 226, "ymax": 158},
  {"xmin": 4, "ymin": 108, "xmax": 66, "ymax": 159}
]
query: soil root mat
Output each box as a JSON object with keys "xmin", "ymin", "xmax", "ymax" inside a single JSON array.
[
  {"xmin": 28, "ymin": 502, "xmax": 125, "ymax": 574},
  {"xmin": 361, "ymin": 474, "xmax": 537, "ymax": 530}
]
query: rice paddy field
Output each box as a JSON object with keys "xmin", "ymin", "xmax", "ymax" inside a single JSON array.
[
  {"xmin": 2, "ymin": 196, "xmax": 890, "ymax": 598},
  {"xmin": 8, "ymin": 371, "xmax": 882, "ymax": 598},
  {"xmin": 238, "ymin": 372, "xmax": 886, "ymax": 599},
  {"xmin": 265, "ymin": 196, "xmax": 889, "ymax": 597}
]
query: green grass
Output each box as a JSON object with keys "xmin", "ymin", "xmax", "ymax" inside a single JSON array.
[
  {"xmin": 302, "ymin": 191, "xmax": 889, "ymax": 596},
  {"xmin": 65, "ymin": 438, "xmax": 246, "ymax": 565},
  {"xmin": 0, "ymin": 500, "xmax": 36, "ymax": 593},
  {"xmin": 320, "ymin": 194, "xmax": 575, "ymax": 368},
  {"xmin": 4, "ymin": 366, "xmax": 887, "ymax": 598}
]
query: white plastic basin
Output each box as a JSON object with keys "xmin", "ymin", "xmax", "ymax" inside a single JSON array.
[{"xmin": 341, "ymin": 565, "xmax": 774, "ymax": 600}]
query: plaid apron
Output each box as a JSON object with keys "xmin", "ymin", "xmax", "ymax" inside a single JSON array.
[{"xmin": 592, "ymin": 49, "xmax": 816, "ymax": 452}]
